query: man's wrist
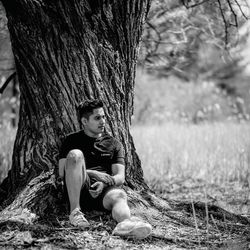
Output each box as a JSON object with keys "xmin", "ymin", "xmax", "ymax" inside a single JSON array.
[
  {"xmin": 107, "ymin": 176, "xmax": 116, "ymax": 186},
  {"xmin": 102, "ymin": 181, "xmax": 108, "ymax": 188},
  {"xmin": 102, "ymin": 176, "xmax": 115, "ymax": 187}
]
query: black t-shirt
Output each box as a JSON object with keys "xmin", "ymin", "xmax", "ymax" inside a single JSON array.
[{"xmin": 59, "ymin": 130, "xmax": 125, "ymax": 174}]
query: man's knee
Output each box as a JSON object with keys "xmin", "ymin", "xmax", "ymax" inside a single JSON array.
[
  {"xmin": 103, "ymin": 189, "xmax": 127, "ymax": 210},
  {"xmin": 66, "ymin": 149, "xmax": 84, "ymax": 166},
  {"xmin": 65, "ymin": 149, "xmax": 87, "ymax": 185}
]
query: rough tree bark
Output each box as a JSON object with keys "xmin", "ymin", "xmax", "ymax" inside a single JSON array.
[
  {"xmin": 0, "ymin": 0, "xmax": 149, "ymax": 207},
  {"xmin": 0, "ymin": 0, "xmax": 249, "ymax": 246}
]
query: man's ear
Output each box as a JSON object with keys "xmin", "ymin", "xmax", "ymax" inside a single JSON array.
[{"xmin": 81, "ymin": 117, "xmax": 87, "ymax": 125}]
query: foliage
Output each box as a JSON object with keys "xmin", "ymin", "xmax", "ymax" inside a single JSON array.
[
  {"xmin": 0, "ymin": 2, "xmax": 15, "ymax": 92},
  {"xmin": 0, "ymin": 2, "xmax": 7, "ymax": 35},
  {"xmin": 139, "ymin": 0, "xmax": 249, "ymax": 81},
  {"xmin": 133, "ymin": 69, "xmax": 250, "ymax": 124}
]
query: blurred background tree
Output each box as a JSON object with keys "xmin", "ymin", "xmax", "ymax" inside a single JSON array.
[
  {"xmin": 140, "ymin": 0, "xmax": 246, "ymax": 79},
  {"xmin": 134, "ymin": 0, "xmax": 250, "ymax": 124}
]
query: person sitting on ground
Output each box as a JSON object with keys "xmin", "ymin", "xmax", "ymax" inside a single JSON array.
[{"xmin": 58, "ymin": 99, "xmax": 152, "ymax": 239}]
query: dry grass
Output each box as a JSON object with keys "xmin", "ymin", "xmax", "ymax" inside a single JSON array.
[
  {"xmin": 131, "ymin": 121, "xmax": 250, "ymax": 185},
  {"xmin": 0, "ymin": 121, "xmax": 16, "ymax": 183},
  {"xmin": 131, "ymin": 121, "xmax": 250, "ymax": 218}
]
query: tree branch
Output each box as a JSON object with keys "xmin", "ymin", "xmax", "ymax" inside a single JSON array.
[
  {"xmin": 226, "ymin": 0, "xmax": 238, "ymax": 27},
  {"xmin": 0, "ymin": 72, "xmax": 16, "ymax": 95},
  {"xmin": 144, "ymin": 21, "xmax": 162, "ymax": 60},
  {"xmin": 182, "ymin": 0, "xmax": 212, "ymax": 8},
  {"xmin": 217, "ymin": 0, "xmax": 229, "ymax": 45},
  {"xmin": 234, "ymin": 0, "xmax": 249, "ymax": 20}
]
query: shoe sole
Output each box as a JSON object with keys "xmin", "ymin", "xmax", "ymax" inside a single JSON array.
[{"xmin": 115, "ymin": 224, "xmax": 152, "ymax": 239}]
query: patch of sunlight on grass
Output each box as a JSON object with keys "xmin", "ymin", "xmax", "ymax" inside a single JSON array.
[{"xmin": 131, "ymin": 122, "xmax": 250, "ymax": 185}]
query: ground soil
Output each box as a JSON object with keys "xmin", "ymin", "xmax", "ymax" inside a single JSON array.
[
  {"xmin": 0, "ymin": 179, "xmax": 249, "ymax": 250},
  {"xmin": 150, "ymin": 178, "xmax": 250, "ymax": 217}
]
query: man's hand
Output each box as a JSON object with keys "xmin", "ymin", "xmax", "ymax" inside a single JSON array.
[
  {"xmin": 87, "ymin": 170, "xmax": 115, "ymax": 186},
  {"xmin": 89, "ymin": 181, "xmax": 105, "ymax": 198}
]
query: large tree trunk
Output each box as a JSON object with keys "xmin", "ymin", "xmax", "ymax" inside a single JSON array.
[
  {"xmin": 0, "ymin": 1, "xmax": 249, "ymax": 247},
  {"xmin": 0, "ymin": 0, "xmax": 149, "ymax": 207}
]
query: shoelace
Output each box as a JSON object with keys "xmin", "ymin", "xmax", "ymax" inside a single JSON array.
[{"xmin": 73, "ymin": 209, "xmax": 85, "ymax": 218}]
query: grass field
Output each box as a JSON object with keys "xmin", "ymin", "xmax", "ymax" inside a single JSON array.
[
  {"xmin": 132, "ymin": 122, "xmax": 250, "ymax": 184},
  {"xmin": 131, "ymin": 121, "xmax": 250, "ymax": 216}
]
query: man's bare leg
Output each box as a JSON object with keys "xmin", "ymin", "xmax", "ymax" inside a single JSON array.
[
  {"xmin": 103, "ymin": 188, "xmax": 152, "ymax": 239},
  {"xmin": 65, "ymin": 149, "xmax": 86, "ymax": 212},
  {"xmin": 65, "ymin": 149, "xmax": 89, "ymax": 228},
  {"xmin": 103, "ymin": 188, "xmax": 131, "ymax": 222}
]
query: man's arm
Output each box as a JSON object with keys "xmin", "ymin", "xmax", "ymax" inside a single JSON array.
[
  {"xmin": 87, "ymin": 169, "xmax": 115, "ymax": 186},
  {"xmin": 111, "ymin": 163, "xmax": 125, "ymax": 186},
  {"xmin": 87, "ymin": 163, "xmax": 125, "ymax": 187}
]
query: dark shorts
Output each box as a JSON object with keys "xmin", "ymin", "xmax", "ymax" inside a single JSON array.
[
  {"xmin": 79, "ymin": 174, "xmax": 108, "ymax": 211},
  {"xmin": 63, "ymin": 173, "xmax": 121, "ymax": 212}
]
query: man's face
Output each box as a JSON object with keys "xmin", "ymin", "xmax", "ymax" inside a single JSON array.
[{"xmin": 82, "ymin": 108, "xmax": 105, "ymax": 137}]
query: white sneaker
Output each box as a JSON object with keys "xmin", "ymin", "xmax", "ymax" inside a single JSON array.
[
  {"xmin": 69, "ymin": 208, "xmax": 90, "ymax": 228},
  {"xmin": 113, "ymin": 217, "xmax": 152, "ymax": 239}
]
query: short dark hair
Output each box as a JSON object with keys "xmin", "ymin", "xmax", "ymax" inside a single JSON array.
[{"xmin": 78, "ymin": 99, "xmax": 104, "ymax": 119}]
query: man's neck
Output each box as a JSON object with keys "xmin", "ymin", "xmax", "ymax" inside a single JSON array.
[{"xmin": 83, "ymin": 129, "xmax": 102, "ymax": 139}]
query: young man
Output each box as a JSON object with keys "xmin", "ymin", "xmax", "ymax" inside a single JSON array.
[{"xmin": 58, "ymin": 99, "xmax": 152, "ymax": 239}]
